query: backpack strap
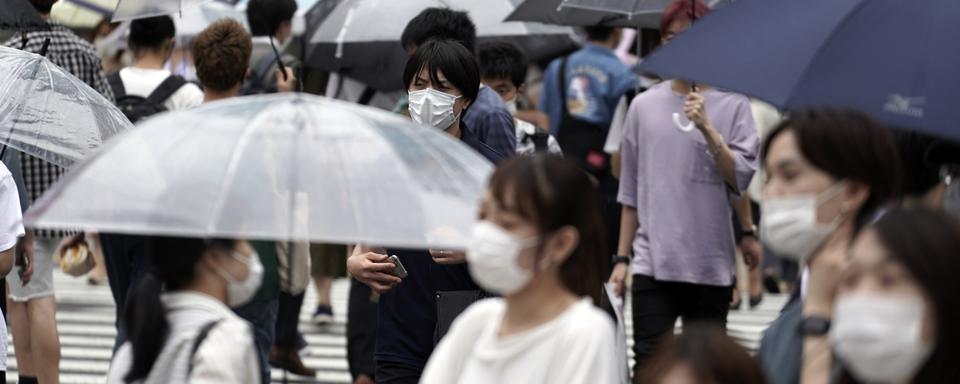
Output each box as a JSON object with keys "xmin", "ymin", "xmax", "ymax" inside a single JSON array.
[
  {"xmin": 557, "ymin": 57, "xmax": 570, "ymax": 119},
  {"xmin": 145, "ymin": 75, "xmax": 187, "ymax": 106},
  {"xmin": 107, "ymin": 71, "xmax": 127, "ymax": 99},
  {"xmin": 187, "ymin": 319, "xmax": 222, "ymax": 374}
]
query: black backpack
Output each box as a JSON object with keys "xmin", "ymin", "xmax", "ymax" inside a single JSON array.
[{"xmin": 108, "ymin": 72, "xmax": 187, "ymax": 124}]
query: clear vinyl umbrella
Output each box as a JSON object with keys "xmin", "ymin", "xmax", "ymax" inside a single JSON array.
[
  {"xmin": 0, "ymin": 45, "xmax": 132, "ymax": 167},
  {"xmin": 111, "ymin": 0, "xmax": 213, "ymax": 22},
  {"xmin": 25, "ymin": 94, "xmax": 493, "ymax": 249}
]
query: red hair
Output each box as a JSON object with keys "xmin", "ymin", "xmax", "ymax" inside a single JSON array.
[{"xmin": 660, "ymin": 0, "xmax": 711, "ymax": 36}]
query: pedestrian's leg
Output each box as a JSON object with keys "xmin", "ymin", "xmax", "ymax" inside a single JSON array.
[
  {"xmin": 683, "ymin": 283, "xmax": 735, "ymax": 330},
  {"xmin": 7, "ymin": 296, "xmax": 35, "ymax": 379},
  {"xmin": 312, "ymin": 276, "xmax": 333, "ymax": 323},
  {"xmin": 310, "ymin": 243, "xmax": 345, "ymax": 325},
  {"xmin": 375, "ymin": 361, "xmax": 422, "ymax": 384},
  {"xmin": 631, "ymin": 275, "xmax": 681, "ymax": 380},
  {"xmin": 235, "ymin": 297, "xmax": 279, "ymax": 384},
  {"xmin": 347, "ymin": 278, "xmax": 377, "ymax": 382},
  {"xmin": 26, "ymin": 296, "xmax": 59, "ymax": 384},
  {"xmin": 272, "ymin": 290, "xmax": 315, "ymax": 376},
  {"xmin": 86, "ymin": 233, "xmax": 107, "ymax": 285}
]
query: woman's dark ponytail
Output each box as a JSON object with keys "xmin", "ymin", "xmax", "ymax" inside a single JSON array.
[{"xmin": 122, "ymin": 273, "xmax": 168, "ymax": 382}]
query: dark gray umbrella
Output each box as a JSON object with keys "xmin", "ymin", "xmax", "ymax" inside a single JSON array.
[
  {"xmin": 305, "ymin": 0, "xmax": 578, "ymax": 92},
  {"xmin": 0, "ymin": 0, "xmax": 47, "ymax": 31},
  {"xmin": 506, "ymin": 0, "xmax": 728, "ymax": 28}
]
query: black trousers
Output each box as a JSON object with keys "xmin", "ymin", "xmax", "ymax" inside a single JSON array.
[
  {"xmin": 375, "ymin": 361, "xmax": 421, "ymax": 384},
  {"xmin": 631, "ymin": 274, "xmax": 733, "ymax": 373},
  {"xmin": 274, "ymin": 290, "xmax": 306, "ymax": 349},
  {"xmin": 347, "ymin": 278, "xmax": 377, "ymax": 380},
  {"xmin": 598, "ymin": 172, "xmax": 621, "ymax": 258},
  {"xmin": 100, "ymin": 233, "xmax": 149, "ymax": 351}
]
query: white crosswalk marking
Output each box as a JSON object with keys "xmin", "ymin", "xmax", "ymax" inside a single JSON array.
[{"xmin": 4, "ymin": 271, "xmax": 787, "ymax": 383}]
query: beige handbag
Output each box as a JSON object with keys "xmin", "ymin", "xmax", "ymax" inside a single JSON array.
[{"xmin": 60, "ymin": 242, "xmax": 95, "ymax": 277}]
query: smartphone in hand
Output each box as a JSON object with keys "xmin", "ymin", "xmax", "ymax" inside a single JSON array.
[{"xmin": 386, "ymin": 255, "xmax": 408, "ymax": 279}]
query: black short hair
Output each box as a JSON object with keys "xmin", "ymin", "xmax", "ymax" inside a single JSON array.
[
  {"xmin": 129, "ymin": 16, "xmax": 176, "ymax": 51},
  {"xmin": 762, "ymin": 108, "xmax": 902, "ymax": 230},
  {"xmin": 477, "ymin": 41, "xmax": 528, "ymax": 88},
  {"xmin": 29, "ymin": 0, "xmax": 57, "ymax": 14},
  {"xmin": 246, "ymin": 0, "xmax": 298, "ymax": 37},
  {"xmin": 402, "ymin": 39, "xmax": 480, "ymax": 104},
  {"xmin": 400, "ymin": 8, "xmax": 476, "ymax": 53},
  {"xmin": 895, "ymin": 131, "xmax": 960, "ymax": 198},
  {"xmin": 584, "ymin": 26, "xmax": 616, "ymax": 42}
]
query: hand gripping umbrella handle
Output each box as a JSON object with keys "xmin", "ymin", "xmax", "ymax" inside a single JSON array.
[{"xmin": 672, "ymin": 112, "xmax": 696, "ymax": 133}]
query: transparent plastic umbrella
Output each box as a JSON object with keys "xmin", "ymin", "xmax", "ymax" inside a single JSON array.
[
  {"xmin": 111, "ymin": 0, "xmax": 213, "ymax": 22},
  {"xmin": 102, "ymin": 1, "xmax": 247, "ymax": 47},
  {"xmin": 0, "ymin": 45, "xmax": 132, "ymax": 167},
  {"xmin": 24, "ymin": 94, "xmax": 494, "ymax": 250}
]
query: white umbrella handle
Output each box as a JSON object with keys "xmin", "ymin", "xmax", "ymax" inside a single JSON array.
[{"xmin": 672, "ymin": 112, "xmax": 696, "ymax": 133}]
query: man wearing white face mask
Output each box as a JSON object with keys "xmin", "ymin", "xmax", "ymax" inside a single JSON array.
[
  {"xmin": 106, "ymin": 237, "xmax": 261, "ymax": 383},
  {"xmin": 348, "ymin": 39, "xmax": 515, "ymax": 384},
  {"xmin": 756, "ymin": 109, "xmax": 902, "ymax": 384},
  {"xmin": 477, "ymin": 42, "xmax": 562, "ymax": 156}
]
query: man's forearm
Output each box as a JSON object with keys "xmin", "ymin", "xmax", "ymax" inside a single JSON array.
[
  {"xmin": 700, "ymin": 124, "xmax": 739, "ymax": 193},
  {"xmin": 617, "ymin": 206, "xmax": 638, "ymax": 256}
]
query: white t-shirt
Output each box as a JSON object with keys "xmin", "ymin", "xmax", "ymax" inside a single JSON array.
[
  {"xmin": 515, "ymin": 118, "xmax": 563, "ymax": 156},
  {"xmin": 118, "ymin": 67, "xmax": 204, "ymax": 112},
  {"xmin": 420, "ymin": 298, "xmax": 617, "ymax": 384},
  {"xmin": 0, "ymin": 162, "xmax": 24, "ymax": 371}
]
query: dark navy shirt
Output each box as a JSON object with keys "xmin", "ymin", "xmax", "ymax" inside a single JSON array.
[
  {"xmin": 460, "ymin": 86, "xmax": 516, "ymax": 163},
  {"xmin": 374, "ymin": 124, "xmax": 504, "ymax": 369}
]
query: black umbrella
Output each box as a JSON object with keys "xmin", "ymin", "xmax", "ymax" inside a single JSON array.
[{"xmin": 0, "ymin": 0, "xmax": 47, "ymax": 31}]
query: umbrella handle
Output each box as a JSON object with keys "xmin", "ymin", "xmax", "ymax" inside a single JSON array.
[{"xmin": 672, "ymin": 112, "xmax": 696, "ymax": 133}]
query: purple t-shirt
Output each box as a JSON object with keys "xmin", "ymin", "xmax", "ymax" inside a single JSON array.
[{"xmin": 618, "ymin": 82, "xmax": 758, "ymax": 286}]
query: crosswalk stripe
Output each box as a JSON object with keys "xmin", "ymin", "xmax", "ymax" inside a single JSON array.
[{"xmin": 3, "ymin": 271, "xmax": 786, "ymax": 383}]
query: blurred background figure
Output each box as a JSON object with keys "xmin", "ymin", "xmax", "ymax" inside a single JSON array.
[
  {"xmin": 757, "ymin": 109, "xmax": 901, "ymax": 384},
  {"xmin": 831, "ymin": 208, "xmax": 960, "ymax": 384},
  {"xmin": 2, "ymin": 1, "xmax": 115, "ymax": 382},
  {"xmin": 477, "ymin": 41, "xmax": 562, "ymax": 155},
  {"xmin": 310, "ymin": 243, "xmax": 347, "ymax": 325},
  {"xmin": 244, "ymin": 0, "xmax": 299, "ymax": 94},
  {"xmin": 540, "ymin": 24, "xmax": 637, "ymax": 259},
  {"xmin": 639, "ymin": 324, "xmax": 767, "ymax": 384}
]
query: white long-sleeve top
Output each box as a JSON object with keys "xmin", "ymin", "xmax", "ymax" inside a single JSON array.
[
  {"xmin": 106, "ymin": 291, "xmax": 259, "ymax": 384},
  {"xmin": 420, "ymin": 298, "xmax": 618, "ymax": 384}
]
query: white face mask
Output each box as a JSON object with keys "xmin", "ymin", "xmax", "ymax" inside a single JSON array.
[
  {"xmin": 831, "ymin": 293, "xmax": 933, "ymax": 383},
  {"xmin": 760, "ymin": 183, "xmax": 846, "ymax": 262},
  {"xmin": 215, "ymin": 250, "xmax": 264, "ymax": 308},
  {"xmin": 408, "ymin": 88, "xmax": 461, "ymax": 131},
  {"xmin": 466, "ymin": 221, "xmax": 538, "ymax": 295},
  {"xmin": 504, "ymin": 96, "xmax": 518, "ymax": 116}
]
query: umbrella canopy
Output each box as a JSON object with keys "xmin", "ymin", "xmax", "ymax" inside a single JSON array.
[
  {"xmin": 25, "ymin": 94, "xmax": 493, "ymax": 249},
  {"xmin": 638, "ymin": 0, "xmax": 960, "ymax": 141},
  {"xmin": 506, "ymin": 0, "xmax": 729, "ymax": 28},
  {"xmin": 0, "ymin": 0, "xmax": 47, "ymax": 31},
  {"xmin": 51, "ymin": 0, "xmax": 116, "ymax": 29},
  {"xmin": 101, "ymin": 1, "xmax": 247, "ymax": 47},
  {"xmin": 111, "ymin": 0, "xmax": 213, "ymax": 22},
  {"xmin": 306, "ymin": 0, "xmax": 577, "ymax": 92},
  {"xmin": 0, "ymin": 45, "xmax": 131, "ymax": 167}
]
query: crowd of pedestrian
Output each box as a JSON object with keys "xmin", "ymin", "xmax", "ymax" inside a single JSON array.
[{"xmin": 1, "ymin": 0, "xmax": 959, "ymax": 383}]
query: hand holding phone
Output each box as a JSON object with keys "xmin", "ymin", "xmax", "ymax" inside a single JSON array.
[{"xmin": 386, "ymin": 255, "xmax": 408, "ymax": 279}]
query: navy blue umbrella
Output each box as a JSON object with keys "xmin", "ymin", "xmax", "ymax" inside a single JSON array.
[{"xmin": 639, "ymin": 0, "xmax": 960, "ymax": 141}]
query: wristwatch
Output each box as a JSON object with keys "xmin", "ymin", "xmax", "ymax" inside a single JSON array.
[
  {"xmin": 740, "ymin": 224, "xmax": 758, "ymax": 238},
  {"xmin": 611, "ymin": 255, "xmax": 631, "ymax": 265},
  {"xmin": 798, "ymin": 316, "xmax": 831, "ymax": 336}
]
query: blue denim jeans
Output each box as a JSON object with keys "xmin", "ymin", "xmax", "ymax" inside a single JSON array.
[{"xmin": 235, "ymin": 297, "xmax": 280, "ymax": 384}]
